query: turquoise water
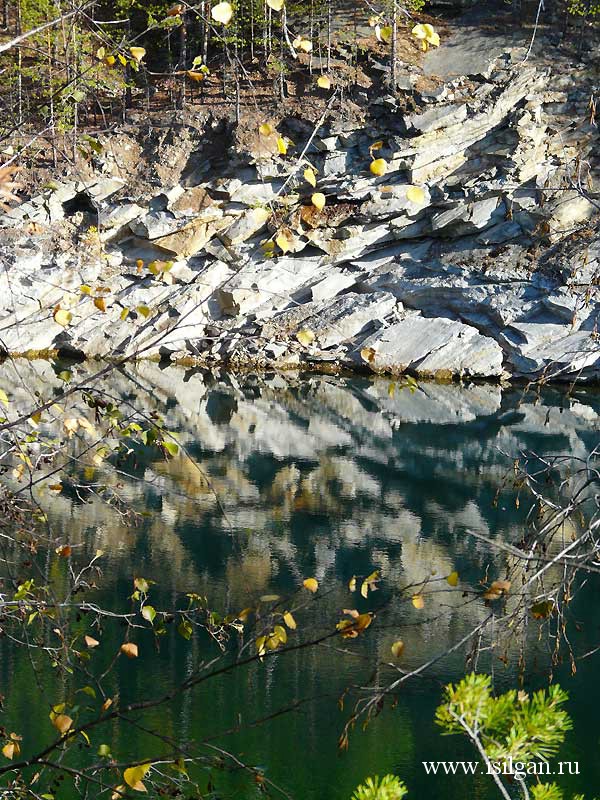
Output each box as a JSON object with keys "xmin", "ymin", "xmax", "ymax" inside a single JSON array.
[{"xmin": 1, "ymin": 365, "xmax": 600, "ymax": 798}]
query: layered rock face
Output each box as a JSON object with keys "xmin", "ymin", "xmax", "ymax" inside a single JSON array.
[{"xmin": 1, "ymin": 47, "xmax": 599, "ymax": 380}]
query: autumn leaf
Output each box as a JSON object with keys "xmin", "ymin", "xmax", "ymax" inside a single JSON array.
[
  {"xmin": 411, "ymin": 23, "xmax": 440, "ymax": 50},
  {"xmin": 304, "ymin": 166, "xmax": 317, "ymax": 187},
  {"xmin": 296, "ymin": 329, "xmax": 315, "ymax": 347},
  {"xmin": 317, "ymin": 75, "xmax": 331, "ymax": 89},
  {"xmin": 52, "ymin": 714, "xmax": 73, "ymax": 735},
  {"xmin": 266, "ymin": 0, "xmax": 284, "ymax": 10},
  {"xmin": 348, "ymin": 576, "xmax": 357, "ymax": 592},
  {"xmin": 391, "ymin": 640, "xmax": 405, "ymax": 658},
  {"xmin": 94, "ymin": 297, "xmax": 107, "ymax": 312},
  {"xmin": 360, "ymin": 570, "xmax": 380, "ymax": 599},
  {"xmin": 84, "ymin": 635, "xmax": 100, "ymax": 648},
  {"xmin": 337, "ymin": 612, "xmax": 373, "ymax": 638},
  {"xmin": 531, "ymin": 600, "xmax": 554, "ymax": 619},
  {"xmin": 293, "ymin": 36, "xmax": 312, "ymax": 52},
  {"xmin": 283, "ymin": 611, "xmax": 296, "ymax": 629},
  {"xmin": 376, "ymin": 25, "xmax": 392, "ymax": 44},
  {"xmin": 412, "ymin": 594, "xmax": 424, "ymax": 610},
  {"xmin": 124, "ymin": 763, "xmax": 151, "ymax": 793},
  {"xmin": 129, "ymin": 46, "xmax": 146, "ymax": 62},
  {"xmin": 211, "ymin": 1, "xmax": 233, "ymax": 23},
  {"xmin": 406, "ymin": 185, "xmax": 426, "ymax": 205},
  {"xmin": 311, "ymin": 192, "xmax": 326, "ymax": 211},
  {"xmin": 360, "ymin": 347, "xmax": 376, "ymax": 365},
  {"xmin": 259, "ymin": 122, "xmax": 274, "ymax": 136},
  {"xmin": 447, "ymin": 571, "xmax": 459, "ymax": 587},
  {"xmin": 142, "ymin": 606, "xmax": 156, "ymax": 623},
  {"xmin": 276, "ymin": 136, "xmax": 288, "ymax": 155},
  {"xmin": 483, "ymin": 579, "xmax": 511, "ymax": 601},
  {"xmin": 276, "ymin": 230, "xmax": 293, "ymax": 254},
  {"xmin": 53, "ymin": 307, "xmax": 72, "ymax": 327},
  {"xmin": 0, "ymin": 389, "xmax": 8, "ymax": 407},
  {"xmin": 120, "ymin": 642, "xmax": 138, "ymax": 659},
  {"xmin": 2, "ymin": 741, "xmax": 20, "ymax": 760},
  {"xmin": 370, "ymin": 158, "xmax": 387, "ymax": 177},
  {"xmin": 303, "ymin": 577, "xmax": 318, "ymax": 593}
]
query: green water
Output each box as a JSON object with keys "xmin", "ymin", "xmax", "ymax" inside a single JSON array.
[{"xmin": 2, "ymin": 364, "xmax": 600, "ymax": 798}]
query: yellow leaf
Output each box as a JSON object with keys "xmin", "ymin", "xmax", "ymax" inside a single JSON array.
[
  {"xmin": 52, "ymin": 714, "xmax": 73, "ymax": 735},
  {"xmin": 283, "ymin": 611, "xmax": 296, "ymax": 630},
  {"xmin": 412, "ymin": 594, "xmax": 424, "ymax": 610},
  {"xmin": 337, "ymin": 612, "xmax": 373, "ymax": 638},
  {"xmin": 293, "ymin": 36, "xmax": 312, "ymax": 52},
  {"xmin": 447, "ymin": 571, "xmax": 459, "ymax": 587},
  {"xmin": 276, "ymin": 230, "xmax": 293, "ymax": 253},
  {"xmin": 369, "ymin": 140, "xmax": 383, "ymax": 152},
  {"xmin": 304, "ymin": 166, "xmax": 317, "ymax": 187},
  {"xmin": 311, "ymin": 192, "xmax": 326, "ymax": 211},
  {"xmin": 2, "ymin": 741, "xmax": 19, "ymax": 759},
  {"xmin": 80, "ymin": 284, "xmax": 92, "ymax": 295},
  {"xmin": 187, "ymin": 70, "xmax": 206, "ymax": 81},
  {"xmin": 317, "ymin": 75, "xmax": 331, "ymax": 89},
  {"xmin": 267, "ymin": 0, "xmax": 284, "ymax": 10},
  {"xmin": 256, "ymin": 635, "xmax": 267, "ymax": 657},
  {"xmin": 296, "ymin": 329, "xmax": 315, "ymax": 346},
  {"xmin": 96, "ymin": 46, "xmax": 106, "ymax": 60},
  {"xmin": 376, "ymin": 25, "xmax": 392, "ymax": 44},
  {"xmin": 370, "ymin": 158, "xmax": 387, "ymax": 177},
  {"xmin": 94, "ymin": 297, "xmax": 107, "ymax": 312},
  {"xmin": 0, "ymin": 389, "xmax": 8, "ymax": 407},
  {"xmin": 136, "ymin": 305, "xmax": 151, "ymax": 318},
  {"xmin": 211, "ymin": 1, "xmax": 233, "ymax": 24},
  {"xmin": 360, "ymin": 346, "xmax": 376, "ymax": 364},
  {"xmin": 129, "ymin": 46, "xmax": 146, "ymax": 62},
  {"xmin": 412, "ymin": 23, "xmax": 439, "ymax": 48},
  {"xmin": 303, "ymin": 577, "xmax": 318, "ymax": 593},
  {"xmin": 259, "ymin": 122, "xmax": 274, "ymax": 136},
  {"xmin": 124, "ymin": 764, "xmax": 151, "ymax": 793},
  {"xmin": 348, "ymin": 576, "xmax": 356, "ymax": 592},
  {"xmin": 253, "ymin": 207, "xmax": 271, "ymax": 225},
  {"xmin": 391, "ymin": 640, "xmax": 405, "ymax": 658},
  {"xmin": 112, "ymin": 786, "xmax": 127, "ymax": 800},
  {"xmin": 84, "ymin": 635, "xmax": 100, "ymax": 648},
  {"xmin": 53, "ymin": 308, "xmax": 72, "ymax": 327},
  {"xmin": 276, "ymin": 136, "xmax": 288, "ymax": 155},
  {"xmin": 274, "ymin": 624, "xmax": 287, "ymax": 644},
  {"xmin": 120, "ymin": 308, "xmax": 129, "ymax": 321},
  {"xmin": 104, "ymin": 55, "xmax": 116, "ymax": 66},
  {"xmin": 120, "ymin": 642, "xmax": 138, "ymax": 658},
  {"xmin": 406, "ymin": 185, "xmax": 426, "ymax": 204}
]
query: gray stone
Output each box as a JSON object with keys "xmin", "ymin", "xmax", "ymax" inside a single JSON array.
[{"xmin": 357, "ymin": 315, "xmax": 505, "ymax": 377}]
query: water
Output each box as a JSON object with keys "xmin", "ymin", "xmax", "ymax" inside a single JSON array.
[{"xmin": 1, "ymin": 361, "xmax": 600, "ymax": 798}]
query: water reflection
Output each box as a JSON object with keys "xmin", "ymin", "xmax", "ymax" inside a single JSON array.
[{"xmin": 1, "ymin": 360, "xmax": 600, "ymax": 798}]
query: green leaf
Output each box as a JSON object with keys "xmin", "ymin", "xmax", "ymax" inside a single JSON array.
[
  {"xmin": 162, "ymin": 440, "xmax": 179, "ymax": 457},
  {"xmin": 178, "ymin": 619, "xmax": 193, "ymax": 640},
  {"xmin": 142, "ymin": 605, "xmax": 156, "ymax": 624}
]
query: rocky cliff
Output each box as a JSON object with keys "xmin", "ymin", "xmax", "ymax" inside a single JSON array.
[{"xmin": 1, "ymin": 27, "xmax": 599, "ymax": 381}]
